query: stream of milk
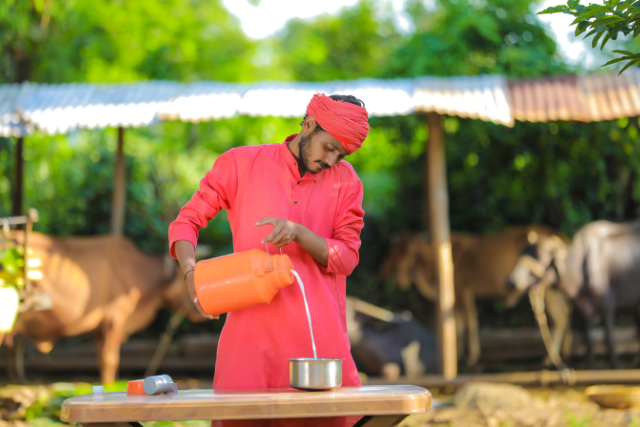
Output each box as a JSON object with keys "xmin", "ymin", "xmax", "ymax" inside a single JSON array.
[{"xmin": 291, "ymin": 270, "xmax": 318, "ymax": 359}]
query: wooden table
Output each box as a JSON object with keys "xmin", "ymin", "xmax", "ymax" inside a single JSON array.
[{"xmin": 61, "ymin": 385, "xmax": 431, "ymax": 427}]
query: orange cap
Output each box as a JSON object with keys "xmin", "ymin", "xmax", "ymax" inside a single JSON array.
[{"xmin": 126, "ymin": 379, "xmax": 145, "ymax": 395}]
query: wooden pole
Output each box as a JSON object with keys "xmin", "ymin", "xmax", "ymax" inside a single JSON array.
[
  {"xmin": 426, "ymin": 113, "xmax": 457, "ymax": 379},
  {"xmin": 12, "ymin": 137, "xmax": 24, "ymax": 217},
  {"xmin": 110, "ymin": 127, "xmax": 126, "ymax": 235}
]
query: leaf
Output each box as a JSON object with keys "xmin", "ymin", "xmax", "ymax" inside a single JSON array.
[
  {"xmin": 538, "ymin": 6, "xmax": 569, "ymax": 14},
  {"xmin": 575, "ymin": 21, "xmax": 590, "ymax": 36},
  {"xmin": 592, "ymin": 30, "xmax": 604, "ymax": 47},
  {"xmin": 583, "ymin": 29, "xmax": 598, "ymax": 38},
  {"xmin": 601, "ymin": 33, "xmax": 612, "ymax": 49},
  {"xmin": 616, "ymin": 2, "xmax": 631, "ymax": 13},
  {"xmin": 602, "ymin": 57, "xmax": 632, "ymax": 66},
  {"xmin": 618, "ymin": 59, "xmax": 639, "ymax": 74},
  {"xmin": 571, "ymin": 8, "xmax": 610, "ymax": 24},
  {"xmin": 613, "ymin": 49, "xmax": 636, "ymax": 55},
  {"xmin": 592, "ymin": 15, "xmax": 626, "ymax": 26}
]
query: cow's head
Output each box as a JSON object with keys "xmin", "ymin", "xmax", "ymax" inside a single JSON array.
[
  {"xmin": 160, "ymin": 254, "xmax": 206, "ymax": 323},
  {"xmin": 381, "ymin": 234, "xmax": 437, "ymax": 301},
  {"xmin": 505, "ymin": 231, "xmax": 567, "ymax": 292}
]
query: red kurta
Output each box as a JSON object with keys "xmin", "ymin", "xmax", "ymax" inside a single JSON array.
[{"xmin": 169, "ymin": 135, "xmax": 364, "ymax": 392}]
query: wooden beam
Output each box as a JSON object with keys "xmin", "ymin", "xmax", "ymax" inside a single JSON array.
[
  {"xmin": 367, "ymin": 369, "xmax": 640, "ymax": 388},
  {"xmin": 110, "ymin": 127, "xmax": 126, "ymax": 235},
  {"xmin": 426, "ymin": 113, "xmax": 457, "ymax": 379},
  {"xmin": 12, "ymin": 137, "xmax": 24, "ymax": 217}
]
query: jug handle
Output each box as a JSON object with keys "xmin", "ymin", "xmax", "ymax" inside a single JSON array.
[{"xmin": 264, "ymin": 242, "xmax": 284, "ymax": 273}]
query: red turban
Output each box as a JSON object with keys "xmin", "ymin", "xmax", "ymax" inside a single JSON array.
[{"xmin": 306, "ymin": 93, "xmax": 369, "ymax": 154}]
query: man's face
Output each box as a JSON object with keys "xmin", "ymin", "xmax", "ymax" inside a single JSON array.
[{"xmin": 299, "ymin": 121, "xmax": 350, "ymax": 174}]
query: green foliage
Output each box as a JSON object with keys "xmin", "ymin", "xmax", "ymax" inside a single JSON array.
[
  {"xmin": 0, "ymin": 0, "xmax": 260, "ymax": 83},
  {"xmin": 383, "ymin": 0, "xmax": 566, "ymax": 78},
  {"xmin": 539, "ymin": 0, "xmax": 640, "ymax": 73},
  {"xmin": 0, "ymin": 238, "xmax": 24, "ymax": 290},
  {"xmin": 2, "ymin": 382, "xmax": 211, "ymax": 426},
  {"xmin": 271, "ymin": 1, "xmax": 401, "ymax": 81}
]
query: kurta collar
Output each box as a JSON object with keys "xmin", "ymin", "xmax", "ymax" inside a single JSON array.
[{"xmin": 281, "ymin": 134, "xmax": 318, "ymax": 181}]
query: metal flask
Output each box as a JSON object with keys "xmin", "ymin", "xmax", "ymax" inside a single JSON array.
[
  {"xmin": 289, "ymin": 358, "xmax": 342, "ymax": 391},
  {"xmin": 143, "ymin": 374, "xmax": 174, "ymax": 395}
]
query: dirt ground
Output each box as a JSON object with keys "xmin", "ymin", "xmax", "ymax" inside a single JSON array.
[
  {"xmin": 401, "ymin": 383, "xmax": 640, "ymax": 427},
  {"xmin": 1, "ymin": 382, "xmax": 640, "ymax": 427}
]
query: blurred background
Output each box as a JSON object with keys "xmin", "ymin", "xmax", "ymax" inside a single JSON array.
[{"xmin": 2, "ymin": 0, "xmax": 640, "ymax": 425}]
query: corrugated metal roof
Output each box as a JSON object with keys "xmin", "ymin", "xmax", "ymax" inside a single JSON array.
[
  {"xmin": 1, "ymin": 70, "xmax": 639, "ymax": 137},
  {"xmin": 414, "ymin": 75, "xmax": 513, "ymax": 127},
  {"xmin": 12, "ymin": 81, "xmax": 183, "ymax": 136},
  {"xmin": 235, "ymin": 78, "xmax": 415, "ymax": 119},
  {"xmin": 0, "ymin": 79, "xmax": 417, "ymax": 136},
  {"xmin": 0, "ymin": 84, "xmax": 28, "ymax": 137},
  {"xmin": 579, "ymin": 70, "xmax": 640, "ymax": 121},
  {"xmin": 508, "ymin": 69, "xmax": 640, "ymax": 123}
]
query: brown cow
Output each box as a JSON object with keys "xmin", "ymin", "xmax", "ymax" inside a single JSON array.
[
  {"xmin": 507, "ymin": 220, "xmax": 640, "ymax": 369},
  {"xmin": 1, "ymin": 231, "xmax": 201, "ymax": 383},
  {"xmin": 381, "ymin": 225, "xmax": 568, "ymax": 366}
]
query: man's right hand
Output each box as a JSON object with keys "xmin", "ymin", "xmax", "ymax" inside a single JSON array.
[
  {"xmin": 185, "ymin": 270, "xmax": 218, "ymax": 320},
  {"xmin": 174, "ymin": 240, "xmax": 218, "ymax": 320}
]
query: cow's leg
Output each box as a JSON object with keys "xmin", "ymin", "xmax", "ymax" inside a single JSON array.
[
  {"xmin": 462, "ymin": 288, "xmax": 480, "ymax": 366},
  {"xmin": 93, "ymin": 327, "xmax": 106, "ymax": 380},
  {"xmin": 577, "ymin": 305, "xmax": 596, "ymax": 369},
  {"xmin": 602, "ymin": 290, "xmax": 620, "ymax": 369},
  {"xmin": 561, "ymin": 311, "xmax": 573, "ymax": 361},
  {"xmin": 634, "ymin": 304, "xmax": 640, "ymax": 368},
  {"xmin": 5, "ymin": 334, "xmax": 26, "ymax": 384},
  {"xmin": 544, "ymin": 289, "xmax": 571, "ymax": 366},
  {"xmin": 454, "ymin": 306, "xmax": 466, "ymax": 362},
  {"xmin": 95, "ymin": 313, "xmax": 127, "ymax": 384},
  {"xmin": 95, "ymin": 291, "xmax": 141, "ymax": 384},
  {"xmin": 15, "ymin": 335, "xmax": 26, "ymax": 382}
]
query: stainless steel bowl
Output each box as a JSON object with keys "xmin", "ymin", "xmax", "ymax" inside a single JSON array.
[{"xmin": 289, "ymin": 358, "xmax": 342, "ymax": 391}]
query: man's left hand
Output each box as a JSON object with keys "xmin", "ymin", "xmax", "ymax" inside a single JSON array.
[{"xmin": 256, "ymin": 218, "xmax": 299, "ymax": 248}]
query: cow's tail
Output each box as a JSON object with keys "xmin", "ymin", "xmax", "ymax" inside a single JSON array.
[
  {"xmin": 163, "ymin": 253, "xmax": 178, "ymax": 284},
  {"xmin": 584, "ymin": 234, "xmax": 607, "ymax": 293}
]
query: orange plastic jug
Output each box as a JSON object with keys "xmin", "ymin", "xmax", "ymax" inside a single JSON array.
[{"xmin": 193, "ymin": 248, "xmax": 294, "ymax": 316}]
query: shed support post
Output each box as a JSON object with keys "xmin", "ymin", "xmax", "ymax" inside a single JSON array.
[
  {"xmin": 13, "ymin": 137, "xmax": 24, "ymax": 216},
  {"xmin": 426, "ymin": 113, "xmax": 457, "ymax": 379},
  {"xmin": 110, "ymin": 127, "xmax": 126, "ymax": 235}
]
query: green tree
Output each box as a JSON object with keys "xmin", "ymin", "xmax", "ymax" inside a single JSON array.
[
  {"xmin": 539, "ymin": 0, "xmax": 640, "ymax": 73},
  {"xmin": 383, "ymin": 0, "xmax": 567, "ymax": 77},
  {"xmin": 0, "ymin": 0, "xmax": 260, "ymax": 83},
  {"xmin": 270, "ymin": 1, "xmax": 401, "ymax": 81}
]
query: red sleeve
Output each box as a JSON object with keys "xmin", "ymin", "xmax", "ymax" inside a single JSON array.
[
  {"xmin": 323, "ymin": 179, "xmax": 365, "ymax": 276},
  {"xmin": 168, "ymin": 150, "xmax": 238, "ymax": 259}
]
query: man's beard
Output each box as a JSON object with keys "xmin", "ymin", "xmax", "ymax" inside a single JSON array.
[{"xmin": 299, "ymin": 133, "xmax": 325, "ymax": 174}]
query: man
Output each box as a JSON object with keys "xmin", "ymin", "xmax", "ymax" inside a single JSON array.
[{"xmin": 169, "ymin": 93, "xmax": 368, "ymax": 409}]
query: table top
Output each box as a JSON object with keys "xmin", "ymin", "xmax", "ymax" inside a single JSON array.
[{"xmin": 60, "ymin": 385, "xmax": 432, "ymax": 422}]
